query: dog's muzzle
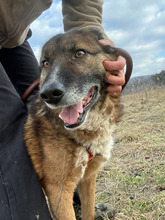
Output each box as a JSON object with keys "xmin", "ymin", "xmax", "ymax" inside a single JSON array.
[
  {"xmin": 40, "ymin": 83, "xmax": 99, "ymax": 129},
  {"xmin": 59, "ymin": 86, "xmax": 98, "ymax": 129},
  {"xmin": 40, "ymin": 82, "xmax": 65, "ymax": 104}
]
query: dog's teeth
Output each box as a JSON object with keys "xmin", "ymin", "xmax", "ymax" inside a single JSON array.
[
  {"xmin": 78, "ymin": 113, "xmax": 80, "ymax": 118},
  {"xmin": 59, "ymin": 114, "xmax": 63, "ymax": 121},
  {"xmin": 59, "ymin": 115, "xmax": 67, "ymax": 123}
]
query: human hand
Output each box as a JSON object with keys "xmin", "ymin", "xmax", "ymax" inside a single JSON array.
[{"xmin": 99, "ymin": 39, "xmax": 126, "ymax": 94}]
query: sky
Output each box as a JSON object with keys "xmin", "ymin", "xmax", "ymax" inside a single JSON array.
[{"xmin": 29, "ymin": 0, "xmax": 165, "ymax": 77}]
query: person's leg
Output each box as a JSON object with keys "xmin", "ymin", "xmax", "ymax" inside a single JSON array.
[
  {"xmin": 0, "ymin": 30, "xmax": 40, "ymax": 97},
  {"xmin": 0, "ymin": 64, "xmax": 52, "ymax": 220}
]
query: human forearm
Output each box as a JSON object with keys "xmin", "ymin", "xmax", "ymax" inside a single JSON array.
[{"xmin": 62, "ymin": 0, "xmax": 107, "ymax": 39}]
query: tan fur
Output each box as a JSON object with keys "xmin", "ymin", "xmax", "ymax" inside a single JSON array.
[{"xmin": 24, "ymin": 30, "xmax": 123, "ymax": 220}]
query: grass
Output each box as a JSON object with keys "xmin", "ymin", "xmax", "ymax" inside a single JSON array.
[{"xmin": 95, "ymin": 86, "xmax": 165, "ymax": 220}]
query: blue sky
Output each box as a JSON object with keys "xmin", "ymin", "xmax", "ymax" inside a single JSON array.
[{"xmin": 29, "ymin": 0, "xmax": 165, "ymax": 77}]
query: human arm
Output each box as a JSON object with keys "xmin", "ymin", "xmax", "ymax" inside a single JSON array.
[{"xmin": 62, "ymin": 0, "xmax": 107, "ymax": 38}]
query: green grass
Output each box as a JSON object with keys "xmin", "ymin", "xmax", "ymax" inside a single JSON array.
[{"xmin": 96, "ymin": 87, "xmax": 165, "ymax": 220}]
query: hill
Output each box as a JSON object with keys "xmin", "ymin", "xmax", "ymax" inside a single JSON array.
[{"xmin": 123, "ymin": 70, "xmax": 165, "ymax": 94}]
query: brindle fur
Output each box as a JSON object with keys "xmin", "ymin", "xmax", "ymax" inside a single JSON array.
[{"xmin": 24, "ymin": 30, "xmax": 123, "ymax": 220}]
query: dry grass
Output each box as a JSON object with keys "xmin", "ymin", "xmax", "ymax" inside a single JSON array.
[{"xmin": 96, "ymin": 86, "xmax": 165, "ymax": 220}]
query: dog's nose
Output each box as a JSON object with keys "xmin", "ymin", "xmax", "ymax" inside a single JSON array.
[{"xmin": 40, "ymin": 82, "xmax": 65, "ymax": 104}]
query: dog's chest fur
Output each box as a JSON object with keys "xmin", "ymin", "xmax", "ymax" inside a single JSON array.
[{"xmin": 25, "ymin": 94, "xmax": 120, "ymax": 182}]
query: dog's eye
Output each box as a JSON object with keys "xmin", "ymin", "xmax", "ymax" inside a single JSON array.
[
  {"xmin": 42, "ymin": 61, "xmax": 50, "ymax": 68},
  {"xmin": 75, "ymin": 50, "xmax": 86, "ymax": 58}
]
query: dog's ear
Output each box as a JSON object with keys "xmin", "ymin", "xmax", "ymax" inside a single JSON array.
[
  {"xmin": 102, "ymin": 45, "xmax": 119, "ymax": 56},
  {"xmin": 91, "ymin": 29, "xmax": 104, "ymax": 40},
  {"xmin": 91, "ymin": 29, "xmax": 119, "ymax": 56}
]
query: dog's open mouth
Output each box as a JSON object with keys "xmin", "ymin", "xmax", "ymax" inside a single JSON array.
[{"xmin": 59, "ymin": 86, "xmax": 98, "ymax": 129}]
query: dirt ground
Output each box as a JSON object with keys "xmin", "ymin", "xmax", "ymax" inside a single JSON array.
[{"xmin": 95, "ymin": 86, "xmax": 165, "ymax": 220}]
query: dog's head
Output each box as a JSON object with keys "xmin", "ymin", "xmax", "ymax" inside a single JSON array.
[{"xmin": 39, "ymin": 30, "xmax": 119, "ymax": 129}]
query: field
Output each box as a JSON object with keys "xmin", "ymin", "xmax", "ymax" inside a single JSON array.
[{"xmin": 96, "ymin": 86, "xmax": 165, "ymax": 220}]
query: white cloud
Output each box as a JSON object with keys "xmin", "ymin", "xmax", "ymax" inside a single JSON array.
[
  {"xmin": 102, "ymin": 0, "xmax": 165, "ymax": 77},
  {"xmin": 29, "ymin": 1, "xmax": 63, "ymax": 49},
  {"xmin": 32, "ymin": 46, "xmax": 42, "ymax": 62}
]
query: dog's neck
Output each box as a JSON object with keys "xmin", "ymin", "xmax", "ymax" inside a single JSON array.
[{"xmin": 63, "ymin": 95, "xmax": 117, "ymax": 159}]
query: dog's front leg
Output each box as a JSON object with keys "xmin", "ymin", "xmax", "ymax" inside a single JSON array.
[
  {"xmin": 78, "ymin": 173, "xmax": 97, "ymax": 220},
  {"xmin": 44, "ymin": 183, "xmax": 76, "ymax": 220}
]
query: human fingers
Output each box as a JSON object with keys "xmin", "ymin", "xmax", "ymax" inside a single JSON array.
[
  {"xmin": 99, "ymin": 39, "xmax": 115, "ymax": 47},
  {"xmin": 99, "ymin": 39, "xmax": 127, "ymax": 93},
  {"xmin": 106, "ymin": 70, "xmax": 125, "ymax": 86},
  {"xmin": 103, "ymin": 56, "xmax": 126, "ymax": 71},
  {"xmin": 106, "ymin": 85, "xmax": 122, "ymax": 94}
]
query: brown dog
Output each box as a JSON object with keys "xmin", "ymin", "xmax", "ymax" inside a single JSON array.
[{"xmin": 24, "ymin": 30, "xmax": 129, "ymax": 220}]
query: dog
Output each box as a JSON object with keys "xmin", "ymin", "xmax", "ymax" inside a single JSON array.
[{"xmin": 24, "ymin": 29, "xmax": 130, "ymax": 220}]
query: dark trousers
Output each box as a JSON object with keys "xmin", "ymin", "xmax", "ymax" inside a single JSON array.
[{"xmin": 0, "ymin": 32, "xmax": 52, "ymax": 220}]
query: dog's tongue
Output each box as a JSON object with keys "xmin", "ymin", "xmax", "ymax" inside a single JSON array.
[{"xmin": 59, "ymin": 102, "xmax": 83, "ymax": 125}]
